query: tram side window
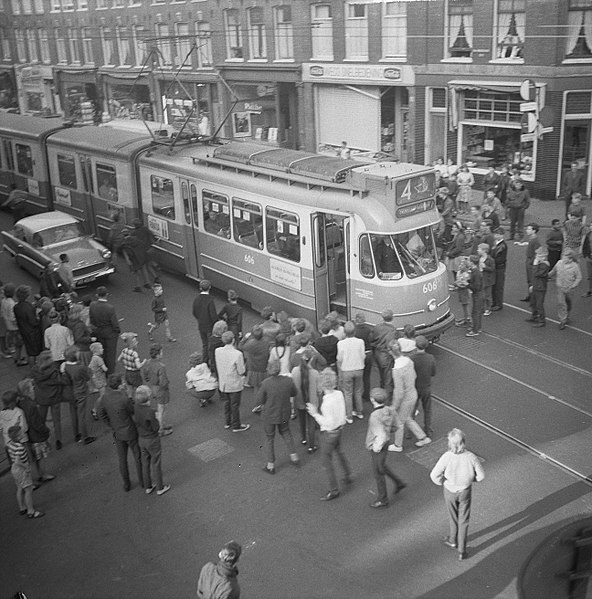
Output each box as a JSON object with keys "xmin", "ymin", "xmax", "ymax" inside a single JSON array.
[
  {"xmin": 15, "ymin": 144, "xmax": 33, "ymax": 177},
  {"xmin": 233, "ymin": 198, "xmax": 263, "ymax": 250},
  {"xmin": 3, "ymin": 141, "xmax": 14, "ymax": 171},
  {"xmin": 151, "ymin": 175, "xmax": 176, "ymax": 220},
  {"xmin": 96, "ymin": 163, "xmax": 118, "ymax": 202},
  {"xmin": 57, "ymin": 154, "xmax": 77, "ymax": 189},
  {"xmin": 266, "ymin": 207, "xmax": 300, "ymax": 262},
  {"xmin": 181, "ymin": 182, "xmax": 191, "ymax": 224},
  {"xmin": 359, "ymin": 234, "xmax": 375, "ymax": 278},
  {"xmin": 191, "ymin": 184, "xmax": 199, "ymax": 227},
  {"xmin": 373, "ymin": 234, "xmax": 404, "ymax": 280},
  {"xmin": 203, "ymin": 191, "xmax": 230, "ymax": 238}
]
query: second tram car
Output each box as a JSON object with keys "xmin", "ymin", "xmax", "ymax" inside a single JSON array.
[{"xmin": 137, "ymin": 142, "xmax": 454, "ymax": 337}]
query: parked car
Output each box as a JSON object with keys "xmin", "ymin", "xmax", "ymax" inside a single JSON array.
[{"xmin": 1, "ymin": 211, "xmax": 114, "ymax": 287}]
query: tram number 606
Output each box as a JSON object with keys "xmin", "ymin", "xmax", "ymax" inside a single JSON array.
[
  {"xmin": 244, "ymin": 254, "xmax": 254, "ymax": 265},
  {"xmin": 423, "ymin": 281, "xmax": 437, "ymax": 294}
]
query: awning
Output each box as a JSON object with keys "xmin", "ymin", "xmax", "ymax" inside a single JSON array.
[{"xmin": 448, "ymin": 79, "xmax": 523, "ymax": 94}]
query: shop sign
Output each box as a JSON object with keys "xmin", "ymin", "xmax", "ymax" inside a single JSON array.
[
  {"xmin": 54, "ymin": 187, "xmax": 72, "ymax": 207},
  {"xmin": 20, "ymin": 67, "xmax": 43, "ymax": 82},
  {"xmin": 270, "ymin": 258, "xmax": 301, "ymax": 291},
  {"xmin": 147, "ymin": 214, "xmax": 169, "ymax": 240},
  {"xmin": 303, "ymin": 63, "xmax": 413, "ymax": 85},
  {"xmin": 244, "ymin": 102, "xmax": 262, "ymax": 113}
]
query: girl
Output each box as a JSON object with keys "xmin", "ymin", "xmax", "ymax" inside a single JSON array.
[
  {"xmin": 477, "ymin": 243, "xmax": 496, "ymax": 316},
  {"xmin": 268, "ymin": 333, "xmax": 291, "ymax": 376},
  {"xmin": 185, "ymin": 351, "xmax": 217, "ymax": 407},
  {"xmin": 454, "ymin": 257, "xmax": 472, "ymax": 327},
  {"xmin": 89, "ymin": 342, "xmax": 108, "ymax": 420},
  {"xmin": 291, "ymin": 348, "xmax": 321, "ymax": 453},
  {"xmin": 456, "ymin": 165, "xmax": 474, "ymax": 214},
  {"xmin": 217, "ymin": 289, "xmax": 243, "ymax": 342}
]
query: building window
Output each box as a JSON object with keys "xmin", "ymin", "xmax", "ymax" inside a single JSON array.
[
  {"xmin": 311, "ymin": 4, "xmax": 333, "ymax": 60},
  {"xmin": 68, "ymin": 28, "xmax": 80, "ymax": 63},
  {"xmin": 132, "ymin": 25, "xmax": 146, "ymax": 66},
  {"xmin": 446, "ymin": 0, "xmax": 473, "ymax": 59},
  {"xmin": 101, "ymin": 27, "xmax": 114, "ymax": 65},
  {"xmin": 96, "ymin": 0, "xmax": 109, "ymax": 7},
  {"xmin": 196, "ymin": 21, "xmax": 212, "ymax": 67},
  {"xmin": 39, "ymin": 29, "xmax": 50, "ymax": 63},
  {"xmin": 27, "ymin": 29, "xmax": 38, "ymax": 62},
  {"xmin": 12, "ymin": 0, "xmax": 21, "ymax": 14},
  {"xmin": 382, "ymin": 1, "xmax": 407, "ymax": 59},
  {"xmin": 82, "ymin": 28, "xmax": 93, "ymax": 64},
  {"xmin": 494, "ymin": 0, "xmax": 524, "ymax": 60},
  {"xmin": 151, "ymin": 175, "xmax": 176, "ymax": 220},
  {"xmin": 175, "ymin": 22, "xmax": 190, "ymax": 66},
  {"xmin": 22, "ymin": 0, "xmax": 32, "ymax": 14},
  {"xmin": 34, "ymin": 0, "xmax": 44, "ymax": 11},
  {"xmin": 248, "ymin": 7, "xmax": 266, "ymax": 59},
  {"xmin": 345, "ymin": 2, "xmax": 368, "ymax": 60},
  {"xmin": 225, "ymin": 9, "xmax": 244, "ymax": 59},
  {"xmin": 97, "ymin": 163, "xmax": 118, "ymax": 201},
  {"xmin": 16, "ymin": 144, "xmax": 33, "ymax": 176},
  {"xmin": 113, "ymin": 0, "xmax": 124, "ymax": 6},
  {"xmin": 116, "ymin": 26, "xmax": 131, "ymax": 65},
  {"xmin": 156, "ymin": 23, "xmax": 172, "ymax": 66},
  {"xmin": 274, "ymin": 6, "xmax": 293, "ymax": 60},
  {"xmin": 78, "ymin": 0, "xmax": 88, "ymax": 9},
  {"xmin": 566, "ymin": 0, "xmax": 592, "ymax": 59},
  {"xmin": 1, "ymin": 29, "xmax": 12, "ymax": 60},
  {"xmin": 16, "ymin": 30, "xmax": 27, "ymax": 62}
]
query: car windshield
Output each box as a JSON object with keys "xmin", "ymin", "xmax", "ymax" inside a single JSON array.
[
  {"xmin": 33, "ymin": 222, "xmax": 83, "ymax": 247},
  {"xmin": 372, "ymin": 226, "xmax": 438, "ymax": 280}
]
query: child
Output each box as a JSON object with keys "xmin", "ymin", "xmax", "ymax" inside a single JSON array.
[
  {"xmin": 454, "ymin": 257, "xmax": 472, "ymax": 327},
  {"xmin": 89, "ymin": 342, "xmax": 108, "ymax": 420},
  {"xmin": 118, "ymin": 332, "xmax": 146, "ymax": 399},
  {"xmin": 0, "ymin": 280, "xmax": 10, "ymax": 358},
  {"xmin": 133, "ymin": 385, "xmax": 171, "ymax": 496},
  {"xmin": 141, "ymin": 343, "xmax": 172, "ymax": 436},
  {"xmin": 568, "ymin": 193, "xmax": 586, "ymax": 224},
  {"xmin": 7, "ymin": 425, "xmax": 44, "ymax": 518},
  {"xmin": 528, "ymin": 247, "xmax": 550, "ymax": 327},
  {"xmin": 477, "ymin": 243, "xmax": 495, "ymax": 316},
  {"xmin": 148, "ymin": 283, "xmax": 176, "ymax": 343},
  {"xmin": 398, "ymin": 324, "xmax": 417, "ymax": 355},
  {"xmin": 185, "ymin": 351, "xmax": 218, "ymax": 407},
  {"xmin": 217, "ymin": 289, "xmax": 243, "ymax": 342},
  {"xmin": 61, "ymin": 346, "xmax": 95, "ymax": 445}
]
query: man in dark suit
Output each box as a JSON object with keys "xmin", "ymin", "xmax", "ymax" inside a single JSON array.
[
  {"xmin": 192, "ymin": 280, "xmax": 218, "ymax": 364},
  {"xmin": 98, "ymin": 373, "xmax": 143, "ymax": 492},
  {"xmin": 561, "ymin": 162, "xmax": 586, "ymax": 219},
  {"xmin": 89, "ymin": 286, "xmax": 121, "ymax": 374}
]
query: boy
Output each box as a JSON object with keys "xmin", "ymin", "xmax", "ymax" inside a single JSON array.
[
  {"xmin": 141, "ymin": 343, "xmax": 172, "ymax": 436},
  {"xmin": 7, "ymin": 425, "xmax": 44, "ymax": 518},
  {"xmin": 147, "ymin": 283, "xmax": 176, "ymax": 343},
  {"xmin": 465, "ymin": 255, "xmax": 484, "ymax": 337},
  {"xmin": 477, "ymin": 243, "xmax": 495, "ymax": 316},
  {"xmin": 527, "ymin": 247, "xmax": 550, "ymax": 328},
  {"xmin": 62, "ymin": 346, "xmax": 96, "ymax": 445},
  {"xmin": 118, "ymin": 332, "xmax": 146, "ymax": 399},
  {"xmin": 133, "ymin": 385, "xmax": 170, "ymax": 496},
  {"xmin": 453, "ymin": 257, "xmax": 472, "ymax": 327},
  {"xmin": 217, "ymin": 289, "xmax": 243, "ymax": 342},
  {"xmin": 366, "ymin": 388, "xmax": 406, "ymax": 508}
]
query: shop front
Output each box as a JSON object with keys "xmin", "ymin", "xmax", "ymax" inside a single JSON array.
[
  {"xmin": 55, "ymin": 68, "xmax": 101, "ymax": 124},
  {"xmin": 220, "ymin": 66, "xmax": 299, "ymax": 148},
  {"xmin": 302, "ymin": 63, "xmax": 415, "ymax": 161},
  {"xmin": 101, "ymin": 73, "xmax": 155, "ymax": 122},
  {"xmin": 15, "ymin": 65, "xmax": 58, "ymax": 116},
  {"xmin": 0, "ymin": 66, "xmax": 18, "ymax": 112},
  {"xmin": 159, "ymin": 75, "xmax": 219, "ymax": 137}
]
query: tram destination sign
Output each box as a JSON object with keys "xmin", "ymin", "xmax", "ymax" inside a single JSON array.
[
  {"xmin": 396, "ymin": 199, "xmax": 436, "ymax": 219},
  {"xmin": 395, "ymin": 173, "xmax": 436, "ymax": 206}
]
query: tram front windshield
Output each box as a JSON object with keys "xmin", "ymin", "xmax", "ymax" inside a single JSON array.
[{"xmin": 371, "ymin": 226, "xmax": 438, "ymax": 280}]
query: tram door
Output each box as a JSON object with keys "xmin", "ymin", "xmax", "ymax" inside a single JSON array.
[
  {"xmin": 181, "ymin": 179, "xmax": 201, "ymax": 280},
  {"xmin": 76, "ymin": 155, "xmax": 97, "ymax": 236},
  {"xmin": 312, "ymin": 213, "xmax": 349, "ymax": 318}
]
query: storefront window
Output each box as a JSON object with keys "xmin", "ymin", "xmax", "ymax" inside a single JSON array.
[
  {"xmin": 108, "ymin": 83, "xmax": 152, "ymax": 121},
  {"xmin": 162, "ymin": 82, "xmax": 211, "ymax": 136},
  {"xmin": 230, "ymin": 84, "xmax": 280, "ymax": 143},
  {"xmin": 64, "ymin": 83, "xmax": 99, "ymax": 123},
  {"xmin": 151, "ymin": 175, "xmax": 175, "ymax": 220},
  {"xmin": 58, "ymin": 154, "xmax": 77, "ymax": 188}
]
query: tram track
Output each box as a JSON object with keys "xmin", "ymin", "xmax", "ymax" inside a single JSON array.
[{"xmin": 433, "ymin": 392, "xmax": 592, "ymax": 486}]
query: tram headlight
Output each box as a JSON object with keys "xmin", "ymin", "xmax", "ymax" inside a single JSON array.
[{"xmin": 427, "ymin": 299, "xmax": 437, "ymax": 312}]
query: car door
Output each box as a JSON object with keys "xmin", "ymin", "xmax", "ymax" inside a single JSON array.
[{"xmin": 15, "ymin": 228, "xmax": 52, "ymax": 278}]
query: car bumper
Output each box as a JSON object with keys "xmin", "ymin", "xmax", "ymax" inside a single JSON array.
[{"xmin": 73, "ymin": 266, "xmax": 115, "ymax": 287}]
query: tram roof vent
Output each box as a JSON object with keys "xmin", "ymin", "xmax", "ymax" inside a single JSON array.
[{"xmin": 347, "ymin": 162, "xmax": 435, "ymax": 194}]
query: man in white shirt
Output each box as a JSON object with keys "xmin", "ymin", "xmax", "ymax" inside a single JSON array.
[
  {"xmin": 336, "ymin": 321, "xmax": 366, "ymax": 423},
  {"xmin": 215, "ymin": 331, "xmax": 250, "ymax": 433},
  {"xmin": 44, "ymin": 311, "xmax": 74, "ymax": 364},
  {"xmin": 307, "ymin": 368, "xmax": 351, "ymax": 501}
]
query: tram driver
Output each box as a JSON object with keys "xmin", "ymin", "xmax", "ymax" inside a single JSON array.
[{"xmin": 374, "ymin": 236, "xmax": 403, "ymax": 280}]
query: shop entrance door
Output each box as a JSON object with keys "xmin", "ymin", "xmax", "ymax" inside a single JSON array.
[{"xmin": 561, "ymin": 120, "xmax": 590, "ymax": 196}]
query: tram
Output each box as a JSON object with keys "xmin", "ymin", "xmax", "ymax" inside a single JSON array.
[
  {"xmin": 1, "ymin": 113, "xmax": 454, "ymax": 337},
  {"xmin": 137, "ymin": 142, "xmax": 454, "ymax": 337},
  {"xmin": 0, "ymin": 113, "xmax": 66, "ymax": 212}
]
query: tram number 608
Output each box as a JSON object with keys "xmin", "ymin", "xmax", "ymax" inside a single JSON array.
[{"xmin": 422, "ymin": 281, "xmax": 437, "ymax": 294}]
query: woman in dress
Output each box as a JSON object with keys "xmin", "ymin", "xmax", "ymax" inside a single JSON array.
[
  {"xmin": 13, "ymin": 285, "xmax": 42, "ymax": 366},
  {"xmin": 456, "ymin": 165, "xmax": 474, "ymax": 214}
]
